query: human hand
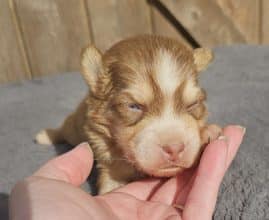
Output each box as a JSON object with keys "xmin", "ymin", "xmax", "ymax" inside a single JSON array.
[{"xmin": 9, "ymin": 125, "xmax": 245, "ymax": 220}]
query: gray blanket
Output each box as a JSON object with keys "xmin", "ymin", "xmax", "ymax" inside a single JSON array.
[{"xmin": 0, "ymin": 46, "xmax": 268, "ymax": 219}]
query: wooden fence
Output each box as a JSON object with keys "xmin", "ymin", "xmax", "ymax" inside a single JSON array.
[{"xmin": 0, "ymin": 0, "xmax": 267, "ymax": 84}]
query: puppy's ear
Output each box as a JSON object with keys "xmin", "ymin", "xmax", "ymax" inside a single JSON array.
[
  {"xmin": 81, "ymin": 45, "xmax": 104, "ymax": 93},
  {"xmin": 193, "ymin": 48, "xmax": 213, "ymax": 72}
]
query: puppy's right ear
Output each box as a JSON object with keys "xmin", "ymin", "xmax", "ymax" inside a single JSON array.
[
  {"xmin": 81, "ymin": 45, "xmax": 104, "ymax": 93},
  {"xmin": 193, "ymin": 48, "xmax": 213, "ymax": 72}
]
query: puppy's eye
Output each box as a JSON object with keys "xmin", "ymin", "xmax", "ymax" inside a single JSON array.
[
  {"xmin": 186, "ymin": 101, "xmax": 200, "ymax": 111},
  {"xmin": 128, "ymin": 103, "xmax": 142, "ymax": 112}
]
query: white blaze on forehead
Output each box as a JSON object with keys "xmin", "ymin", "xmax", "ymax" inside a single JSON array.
[{"xmin": 155, "ymin": 49, "xmax": 183, "ymax": 95}]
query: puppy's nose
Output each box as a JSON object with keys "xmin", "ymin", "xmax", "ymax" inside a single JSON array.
[{"xmin": 162, "ymin": 144, "xmax": 185, "ymax": 160}]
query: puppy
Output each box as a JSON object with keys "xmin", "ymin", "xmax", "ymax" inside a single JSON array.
[{"xmin": 36, "ymin": 35, "xmax": 221, "ymax": 194}]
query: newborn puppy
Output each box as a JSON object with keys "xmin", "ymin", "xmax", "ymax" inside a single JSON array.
[{"xmin": 36, "ymin": 35, "xmax": 221, "ymax": 194}]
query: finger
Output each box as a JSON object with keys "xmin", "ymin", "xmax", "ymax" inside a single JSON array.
[
  {"xmin": 173, "ymin": 171, "xmax": 196, "ymax": 207},
  {"xmin": 33, "ymin": 142, "xmax": 93, "ymax": 186},
  {"xmin": 149, "ymin": 177, "xmax": 177, "ymax": 204},
  {"xmin": 150, "ymin": 169, "xmax": 194, "ymax": 204},
  {"xmin": 183, "ymin": 137, "xmax": 228, "ymax": 219},
  {"xmin": 223, "ymin": 125, "xmax": 246, "ymax": 169},
  {"xmin": 177, "ymin": 125, "xmax": 246, "ymax": 206},
  {"xmin": 114, "ymin": 178, "xmax": 164, "ymax": 200},
  {"xmin": 183, "ymin": 125, "xmax": 245, "ymax": 220}
]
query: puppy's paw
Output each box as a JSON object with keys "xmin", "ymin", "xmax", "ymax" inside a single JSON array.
[
  {"xmin": 35, "ymin": 130, "xmax": 53, "ymax": 145},
  {"xmin": 201, "ymin": 124, "xmax": 222, "ymax": 146},
  {"xmin": 35, "ymin": 128, "xmax": 63, "ymax": 145}
]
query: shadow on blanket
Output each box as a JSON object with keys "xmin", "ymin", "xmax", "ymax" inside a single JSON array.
[{"xmin": 0, "ymin": 193, "xmax": 9, "ymax": 220}]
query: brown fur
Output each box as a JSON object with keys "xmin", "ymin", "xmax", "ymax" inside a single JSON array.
[{"xmin": 36, "ymin": 35, "xmax": 221, "ymax": 194}]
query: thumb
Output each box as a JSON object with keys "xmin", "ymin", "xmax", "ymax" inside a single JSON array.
[{"xmin": 33, "ymin": 142, "xmax": 93, "ymax": 186}]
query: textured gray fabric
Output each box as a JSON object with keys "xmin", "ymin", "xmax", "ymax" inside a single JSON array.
[
  {"xmin": 200, "ymin": 47, "xmax": 269, "ymax": 219},
  {"xmin": 0, "ymin": 46, "xmax": 268, "ymax": 219}
]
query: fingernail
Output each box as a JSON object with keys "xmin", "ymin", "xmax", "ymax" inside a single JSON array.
[
  {"xmin": 218, "ymin": 135, "xmax": 229, "ymax": 144},
  {"xmin": 218, "ymin": 136, "xmax": 229, "ymax": 167},
  {"xmin": 78, "ymin": 142, "xmax": 90, "ymax": 148},
  {"xmin": 235, "ymin": 125, "xmax": 246, "ymax": 135},
  {"xmin": 165, "ymin": 215, "xmax": 179, "ymax": 220}
]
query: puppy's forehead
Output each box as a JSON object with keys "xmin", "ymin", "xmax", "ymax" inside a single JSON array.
[
  {"xmin": 104, "ymin": 36, "xmax": 196, "ymax": 101},
  {"xmin": 154, "ymin": 49, "xmax": 193, "ymax": 96}
]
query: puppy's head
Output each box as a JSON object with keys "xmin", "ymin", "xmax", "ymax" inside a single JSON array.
[{"xmin": 81, "ymin": 36, "xmax": 213, "ymax": 177}]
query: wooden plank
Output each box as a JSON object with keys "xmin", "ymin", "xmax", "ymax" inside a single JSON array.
[
  {"xmin": 86, "ymin": 0, "xmax": 152, "ymax": 51},
  {"xmin": 0, "ymin": 0, "xmax": 30, "ymax": 84},
  {"xmin": 151, "ymin": 6, "xmax": 192, "ymax": 49},
  {"xmin": 160, "ymin": 0, "xmax": 246, "ymax": 47},
  {"xmin": 14, "ymin": 0, "xmax": 92, "ymax": 77},
  {"xmin": 216, "ymin": 0, "xmax": 259, "ymax": 43},
  {"xmin": 262, "ymin": 0, "xmax": 269, "ymax": 44}
]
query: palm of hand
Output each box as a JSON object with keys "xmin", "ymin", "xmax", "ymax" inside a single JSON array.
[{"xmin": 15, "ymin": 168, "xmax": 195, "ymax": 220}]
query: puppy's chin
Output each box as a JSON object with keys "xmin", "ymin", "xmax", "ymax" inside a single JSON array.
[
  {"xmin": 133, "ymin": 160, "xmax": 194, "ymax": 177},
  {"xmin": 144, "ymin": 166, "xmax": 185, "ymax": 177}
]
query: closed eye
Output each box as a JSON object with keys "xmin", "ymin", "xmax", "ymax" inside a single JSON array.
[
  {"xmin": 128, "ymin": 103, "xmax": 143, "ymax": 112},
  {"xmin": 186, "ymin": 101, "xmax": 200, "ymax": 111}
]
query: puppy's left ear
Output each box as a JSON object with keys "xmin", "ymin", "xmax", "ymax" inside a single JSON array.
[
  {"xmin": 81, "ymin": 45, "xmax": 104, "ymax": 94},
  {"xmin": 193, "ymin": 48, "xmax": 213, "ymax": 72}
]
